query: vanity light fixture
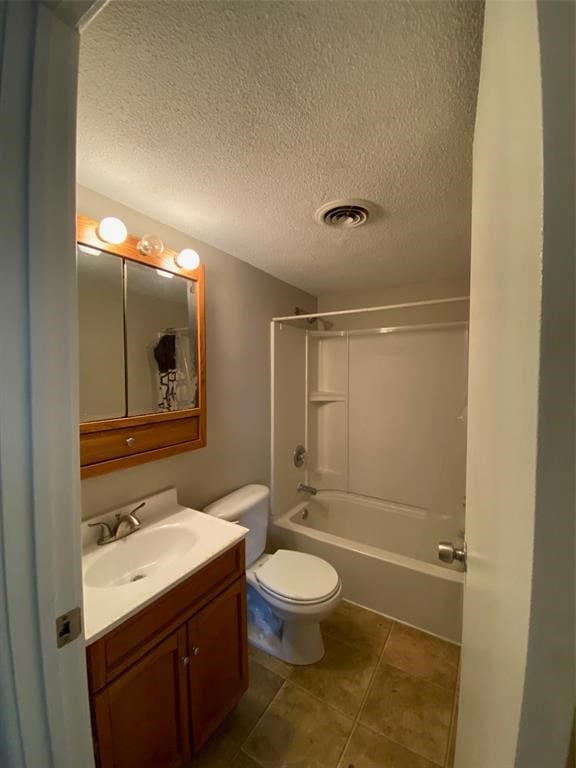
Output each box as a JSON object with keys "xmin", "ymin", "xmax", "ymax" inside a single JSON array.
[
  {"xmin": 155, "ymin": 269, "xmax": 174, "ymax": 279},
  {"xmin": 98, "ymin": 216, "xmax": 128, "ymax": 245},
  {"xmin": 137, "ymin": 233, "xmax": 165, "ymax": 257},
  {"xmin": 175, "ymin": 248, "xmax": 200, "ymax": 270}
]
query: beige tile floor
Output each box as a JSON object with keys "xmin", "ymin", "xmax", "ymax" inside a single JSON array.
[{"xmin": 190, "ymin": 601, "xmax": 460, "ymax": 768}]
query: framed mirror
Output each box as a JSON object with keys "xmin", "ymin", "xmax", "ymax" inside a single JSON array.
[
  {"xmin": 78, "ymin": 246, "xmax": 125, "ymax": 421},
  {"xmin": 77, "ymin": 216, "xmax": 206, "ymax": 477},
  {"xmin": 125, "ymin": 261, "xmax": 198, "ymax": 416}
]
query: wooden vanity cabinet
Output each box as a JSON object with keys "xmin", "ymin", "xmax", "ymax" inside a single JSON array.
[
  {"xmin": 87, "ymin": 542, "xmax": 248, "ymax": 768},
  {"xmin": 91, "ymin": 628, "xmax": 191, "ymax": 768},
  {"xmin": 187, "ymin": 579, "xmax": 247, "ymax": 750}
]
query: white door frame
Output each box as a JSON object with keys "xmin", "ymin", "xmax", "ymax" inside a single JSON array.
[{"xmin": 0, "ymin": 3, "xmax": 106, "ymax": 766}]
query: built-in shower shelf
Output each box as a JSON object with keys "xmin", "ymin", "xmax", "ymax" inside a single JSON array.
[{"xmin": 308, "ymin": 391, "xmax": 346, "ymax": 402}]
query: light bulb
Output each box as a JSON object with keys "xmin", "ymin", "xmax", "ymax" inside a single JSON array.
[
  {"xmin": 155, "ymin": 269, "xmax": 174, "ymax": 279},
  {"xmin": 138, "ymin": 233, "xmax": 164, "ymax": 257},
  {"xmin": 78, "ymin": 244, "xmax": 102, "ymax": 256},
  {"xmin": 98, "ymin": 217, "xmax": 127, "ymax": 244},
  {"xmin": 175, "ymin": 248, "xmax": 200, "ymax": 270}
]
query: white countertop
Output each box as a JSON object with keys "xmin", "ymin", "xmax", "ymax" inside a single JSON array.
[{"xmin": 82, "ymin": 487, "xmax": 247, "ymax": 645}]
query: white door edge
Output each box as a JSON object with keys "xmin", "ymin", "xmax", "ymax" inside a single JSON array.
[{"xmin": 0, "ymin": 4, "xmax": 98, "ymax": 767}]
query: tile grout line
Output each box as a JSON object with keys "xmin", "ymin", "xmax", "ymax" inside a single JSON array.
[
  {"xmin": 380, "ymin": 621, "xmax": 461, "ymax": 692},
  {"xmin": 337, "ymin": 601, "xmax": 462, "ymax": 649},
  {"xmin": 332, "ymin": 620, "xmax": 396, "ymax": 767},
  {"xmin": 253, "ymin": 642, "xmax": 385, "ymax": 724},
  {"xmin": 321, "ymin": 624, "xmax": 387, "ymax": 654},
  {"xmin": 279, "ymin": 674, "xmax": 357, "ymax": 721},
  {"xmin": 449, "ymin": 653, "xmax": 462, "ymax": 766},
  {"xmin": 323, "ymin": 614, "xmax": 460, "ymax": 656},
  {"xmin": 355, "ymin": 719, "xmax": 446, "ymax": 768},
  {"xmin": 242, "ymin": 611, "xmax": 459, "ymax": 767},
  {"xmin": 377, "ymin": 658, "xmax": 460, "ymax": 694},
  {"xmin": 248, "ymin": 622, "xmax": 456, "ymax": 767},
  {"xmin": 443, "ymin": 653, "xmax": 461, "ymax": 767},
  {"xmin": 244, "ymin": 621, "xmax": 395, "ymax": 768},
  {"xmin": 282, "ymin": 621, "xmax": 396, "ymax": 722},
  {"xmin": 349, "ymin": 621, "xmax": 457, "ymax": 768},
  {"xmin": 234, "ymin": 678, "xmax": 288, "ymax": 767},
  {"xmin": 350, "ymin": 621, "xmax": 433, "ymax": 754},
  {"xmin": 254, "ymin": 650, "xmax": 373, "ymax": 723}
]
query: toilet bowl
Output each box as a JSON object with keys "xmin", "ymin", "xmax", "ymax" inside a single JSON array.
[
  {"xmin": 204, "ymin": 485, "xmax": 342, "ymax": 665},
  {"xmin": 247, "ymin": 550, "xmax": 342, "ymax": 664}
]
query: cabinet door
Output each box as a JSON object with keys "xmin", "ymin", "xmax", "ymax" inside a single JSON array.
[
  {"xmin": 92, "ymin": 627, "xmax": 191, "ymax": 768},
  {"xmin": 188, "ymin": 578, "xmax": 248, "ymax": 751}
]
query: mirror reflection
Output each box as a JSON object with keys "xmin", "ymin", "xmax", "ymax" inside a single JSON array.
[
  {"xmin": 78, "ymin": 250, "xmax": 199, "ymax": 423},
  {"xmin": 78, "ymin": 246, "xmax": 126, "ymax": 422},
  {"xmin": 125, "ymin": 261, "xmax": 198, "ymax": 416}
]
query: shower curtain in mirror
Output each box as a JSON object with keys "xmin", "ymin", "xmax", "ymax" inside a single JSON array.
[{"xmin": 153, "ymin": 329, "xmax": 196, "ymax": 411}]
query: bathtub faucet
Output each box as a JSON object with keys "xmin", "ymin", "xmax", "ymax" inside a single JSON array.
[{"xmin": 297, "ymin": 483, "xmax": 318, "ymax": 496}]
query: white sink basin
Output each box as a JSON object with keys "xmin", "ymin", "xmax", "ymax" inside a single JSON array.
[
  {"xmin": 84, "ymin": 525, "xmax": 197, "ymax": 589},
  {"xmin": 82, "ymin": 488, "xmax": 248, "ymax": 644}
]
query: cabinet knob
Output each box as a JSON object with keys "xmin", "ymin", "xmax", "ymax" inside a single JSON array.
[
  {"xmin": 182, "ymin": 656, "xmax": 190, "ymax": 666},
  {"xmin": 125, "ymin": 437, "xmax": 135, "ymax": 447},
  {"xmin": 192, "ymin": 646, "xmax": 200, "ymax": 656}
]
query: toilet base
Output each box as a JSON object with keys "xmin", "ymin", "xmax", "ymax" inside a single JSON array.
[
  {"xmin": 245, "ymin": 558, "xmax": 342, "ymax": 666},
  {"xmin": 248, "ymin": 620, "xmax": 325, "ymax": 665}
]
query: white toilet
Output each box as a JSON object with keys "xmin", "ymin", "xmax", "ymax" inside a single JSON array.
[{"xmin": 204, "ymin": 484, "xmax": 342, "ymax": 665}]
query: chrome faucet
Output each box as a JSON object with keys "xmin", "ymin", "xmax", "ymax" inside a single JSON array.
[
  {"xmin": 88, "ymin": 502, "xmax": 145, "ymax": 545},
  {"xmin": 297, "ymin": 483, "xmax": 318, "ymax": 496}
]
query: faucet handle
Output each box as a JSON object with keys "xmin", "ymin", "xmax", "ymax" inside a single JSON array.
[
  {"xmin": 128, "ymin": 501, "xmax": 145, "ymax": 524},
  {"xmin": 88, "ymin": 521, "xmax": 114, "ymax": 545},
  {"xmin": 115, "ymin": 501, "xmax": 145, "ymax": 530},
  {"xmin": 115, "ymin": 501, "xmax": 145, "ymax": 521}
]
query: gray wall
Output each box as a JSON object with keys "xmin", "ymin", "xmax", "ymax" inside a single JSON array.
[
  {"xmin": 516, "ymin": 0, "xmax": 575, "ymax": 763},
  {"xmin": 79, "ymin": 186, "xmax": 316, "ymax": 519}
]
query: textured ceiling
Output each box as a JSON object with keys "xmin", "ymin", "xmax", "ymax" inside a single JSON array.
[{"xmin": 78, "ymin": 0, "xmax": 484, "ymax": 295}]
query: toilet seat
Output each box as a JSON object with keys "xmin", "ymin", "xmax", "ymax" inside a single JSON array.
[{"xmin": 254, "ymin": 550, "xmax": 340, "ymax": 604}]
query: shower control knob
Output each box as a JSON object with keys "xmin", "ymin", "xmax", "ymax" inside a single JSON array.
[
  {"xmin": 438, "ymin": 541, "xmax": 467, "ymax": 570},
  {"xmin": 293, "ymin": 445, "xmax": 308, "ymax": 468}
]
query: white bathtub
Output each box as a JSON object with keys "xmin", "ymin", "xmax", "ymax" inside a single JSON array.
[{"xmin": 272, "ymin": 491, "xmax": 464, "ymax": 642}]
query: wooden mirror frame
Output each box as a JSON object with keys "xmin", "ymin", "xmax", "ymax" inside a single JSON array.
[{"xmin": 77, "ymin": 215, "xmax": 206, "ymax": 478}]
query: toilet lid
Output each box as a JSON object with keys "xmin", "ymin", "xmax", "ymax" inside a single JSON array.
[{"xmin": 255, "ymin": 550, "xmax": 340, "ymax": 603}]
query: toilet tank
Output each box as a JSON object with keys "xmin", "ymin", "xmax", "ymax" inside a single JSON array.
[{"xmin": 204, "ymin": 484, "xmax": 269, "ymax": 567}]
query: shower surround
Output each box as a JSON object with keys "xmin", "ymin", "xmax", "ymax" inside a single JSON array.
[{"xmin": 271, "ymin": 304, "xmax": 468, "ymax": 641}]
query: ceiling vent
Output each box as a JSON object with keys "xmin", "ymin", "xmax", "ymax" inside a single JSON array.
[{"xmin": 314, "ymin": 199, "xmax": 375, "ymax": 229}]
